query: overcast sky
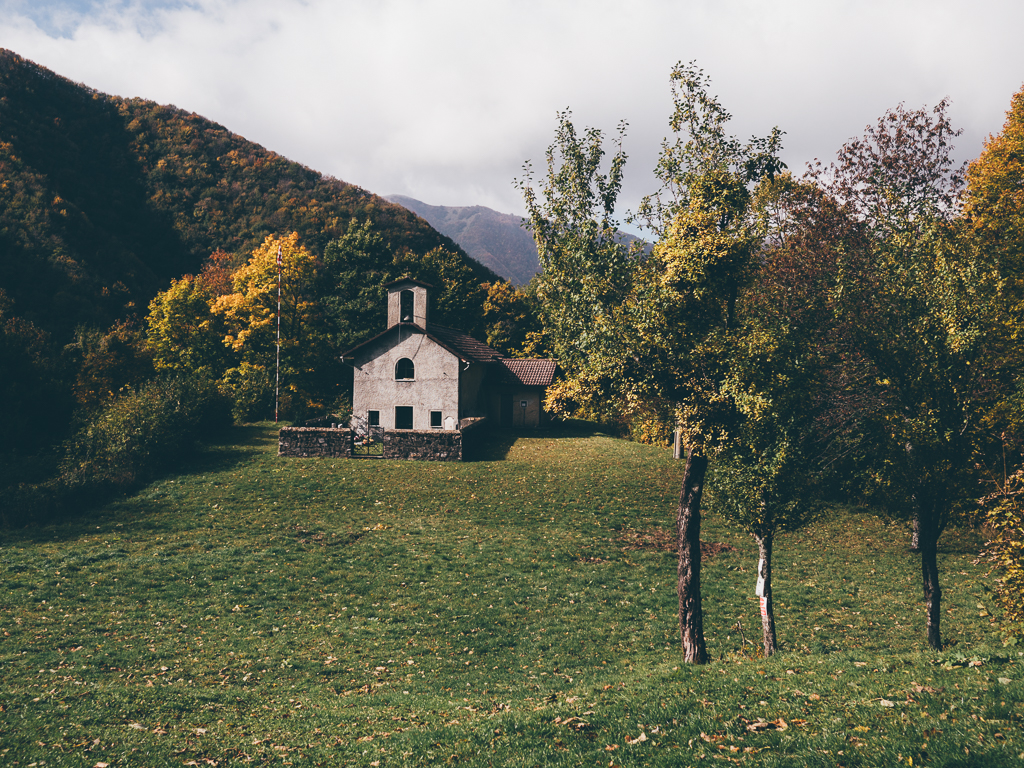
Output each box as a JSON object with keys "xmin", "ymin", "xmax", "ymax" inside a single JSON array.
[{"xmin": 2, "ymin": 0, "xmax": 1022, "ymax": 231}]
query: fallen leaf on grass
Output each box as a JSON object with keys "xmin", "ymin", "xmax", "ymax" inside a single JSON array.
[
  {"xmin": 880, "ymin": 699, "xmax": 895, "ymax": 708},
  {"xmin": 744, "ymin": 718, "xmax": 788, "ymax": 732},
  {"xmin": 553, "ymin": 716, "xmax": 589, "ymax": 732},
  {"xmin": 624, "ymin": 732, "xmax": 648, "ymax": 744},
  {"xmin": 808, "ymin": 693, "xmax": 821, "ymax": 701},
  {"xmin": 605, "ymin": 744, "xmax": 619, "ymax": 751},
  {"xmin": 128, "ymin": 723, "xmax": 145, "ymax": 730},
  {"xmin": 853, "ymin": 726, "xmax": 870, "ymax": 733},
  {"xmin": 998, "ymin": 677, "xmax": 1012, "ymax": 685}
]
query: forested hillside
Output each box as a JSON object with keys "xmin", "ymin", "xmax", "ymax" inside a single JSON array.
[{"xmin": 0, "ymin": 49, "xmax": 491, "ymax": 339}]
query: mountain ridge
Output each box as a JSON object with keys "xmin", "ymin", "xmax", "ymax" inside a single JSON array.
[
  {"xmin": 387, "ymin": 194, "xmax": 541, "ymax": 285},
  {"xmin": 388, "ymin": 194, "xmax": 650, "ymax": 286}
]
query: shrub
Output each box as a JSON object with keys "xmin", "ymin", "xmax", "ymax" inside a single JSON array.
[
  {"xmin": 59, "ymin": 374, "xmax": 231, "ymax": 496},
  {"xmin": 219, "ymin": 362, "xmax": 274, "ymax": 423},
  {"xmin": 980, "ymin": 468, "xmax": 1024, "ymax": 639},
  {"xmin": 1, "ymin": 374, "xmax": 230, "ymax": 527}
]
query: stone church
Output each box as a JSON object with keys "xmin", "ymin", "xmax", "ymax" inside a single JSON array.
[{"xmin": 341, "ymin": 278, "xmax": 557, "ymax": 434}]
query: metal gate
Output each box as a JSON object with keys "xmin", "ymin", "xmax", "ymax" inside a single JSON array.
[{"xmin": 352, "ymin": 424, "xmax": 383, "ymax": 457}]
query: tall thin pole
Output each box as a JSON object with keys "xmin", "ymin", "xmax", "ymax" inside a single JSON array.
[{"xmin": 275, "ymin": 244, "xmax": 282, "ymax": 423}]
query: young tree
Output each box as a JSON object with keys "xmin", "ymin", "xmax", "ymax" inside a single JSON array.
[
  {"xmin": 703, "ymin": 181, "xmax": 831, "ymax": 654},
  {"xmin": 518, "ymin": 64, "xmax": 784, "ymax": 662},
  {"xmin": 639, "ymin": 64, "xmax": 785, "ymax": 662},
  {"xmin": 813, "ymin": 101, "xmax": 1003, "ymax": 649}
]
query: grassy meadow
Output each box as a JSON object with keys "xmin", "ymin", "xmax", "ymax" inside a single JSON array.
[{"xmin": 1, "ymin": 423, "xmax": 1022, "ymax": 767}]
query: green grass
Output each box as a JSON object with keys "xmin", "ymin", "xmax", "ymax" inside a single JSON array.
[{"xmin": 1, "ymin": 422, "xmax": 1021, "ymax": 767}]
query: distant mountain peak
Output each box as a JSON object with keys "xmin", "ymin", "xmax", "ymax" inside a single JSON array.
[
  {"xmin": 388, "ymin": 195, "xmax": 649, "ymax": 287},
  {"xmin": 387, "ymin": 195, "xmax": 540, "ymax": 286}
]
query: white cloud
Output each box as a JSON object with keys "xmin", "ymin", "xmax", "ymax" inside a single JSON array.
[{"xmin": 2, "ymin": 0, "xmax": 1022, "ymax": 221}]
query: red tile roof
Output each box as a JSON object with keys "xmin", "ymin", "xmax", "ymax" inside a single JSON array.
[
  {"xmin": 427, "ymin": 324, "xmax": 504, "ymax": 364},
  {"xmin": 499, "ymin": 358, "xmax": 558, "ymax": 387}
]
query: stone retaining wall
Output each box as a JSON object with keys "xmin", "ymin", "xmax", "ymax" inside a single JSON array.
[
  {"xmin": 278, "ymin": 422, "xmax": 489, "ymax": 461},
  {"xmin": 383, "ymin": 429, "xmax": 462, "ymax": 461},
  {"xmin": 278, "ymin": 427, "xmax": 352, "ymax": 458}
]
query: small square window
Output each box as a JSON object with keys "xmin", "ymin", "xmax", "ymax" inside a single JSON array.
[
  {"xmin": 395, "ymin": 406, "xmax": 413, "ymax": 430},
  {"xmin": 430, "ymin": 411, "xmax": 442, "ymax": 429},
  {"xmin": 367, "ymin": 410, "xmax": 379, "ymax": 427}
]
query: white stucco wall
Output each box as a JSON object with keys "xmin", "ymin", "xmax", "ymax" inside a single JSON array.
[{"xmin": 351, "ymin": 328, "xmax": 460, "ymax": 430}]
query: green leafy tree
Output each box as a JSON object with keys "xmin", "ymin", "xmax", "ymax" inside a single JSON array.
[
  {"xmin": 813, "ymin": 100, "xmax": 1003, "ymax": 649},
  {"xmin": 519, "ymin": 64, "xmax": 784, "ymax": 662},
  {"xmin": 703, "ymin": 181, "xmax": 833, "ymax": 654},
  {"xmin": 516, "ymin": 110, "xmax": 638, "ymax": 371},
  {"xmin": 637, "ymin": 64, "xmax": 785, "ymax": 662},
  {"xmin": 321, "ymin": 219, "xmax": 392, "ymax": 351},
  {"xmin": 481, "ymin": 280, "xmax": 549, "ymax": 359}
]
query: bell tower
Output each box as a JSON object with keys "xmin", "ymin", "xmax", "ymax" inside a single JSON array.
[{"xmin": 385, "ymin": 277, "xmax": 431, "ymax": 329}]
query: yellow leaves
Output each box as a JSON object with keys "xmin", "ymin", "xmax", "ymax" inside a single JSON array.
[{"xmin": 965, "ymin": 85, "xmax": 1024, "ymax": 250}]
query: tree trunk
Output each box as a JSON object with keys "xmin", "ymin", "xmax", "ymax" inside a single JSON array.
[
  {"xmin": 910, "ymin": 503, "xmax": 921, "ymax": 552},
  {"xmin": 677, "ymin": 448, "xmax": 708, "ymax": 664},
  {"xmin": 754, "ymin": 533, "xmax": 779, "ymax": 656},
  {"xmin": 918, "ymin": 503, "xmax": 942, "ymax": 649}
]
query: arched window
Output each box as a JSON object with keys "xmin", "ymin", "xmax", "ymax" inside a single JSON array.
[
  {"xmin": 395, "ymin": 357, "xmax": 415, "ymax": 380},
  {"xmin": 400, "ymin": 289, "xmax": 414, "ymax": 323}
]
